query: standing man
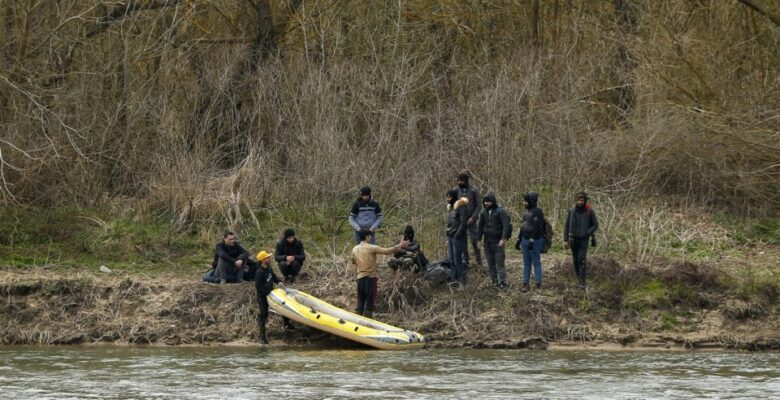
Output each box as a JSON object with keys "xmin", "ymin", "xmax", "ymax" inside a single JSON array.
[
  {"xmin": 455, "ymin": 170, "xmax": 483, "ymax": 269},
  {"xmin": 274, "ymin": 228, "xmax": 306, "ymax": 283},
  {"xmin": 351, "ymin": 229, "xmax": 409, "ymax": 318},
  {"xmin": 564, "ymin": 192, "xmax": 599, "ymax": 289},
  {"xmin": 517, "ymin": 192, "xmax": 547, "ymax": 292},
  {"xmin": 446, "ymin": 189, "xmax": 469, "ymax": 289},
  {"xmin": 348, "ymin": 186, "xmax": 384, "ymax": 244},
  {"xmin": 215, "ymin": 231, "xmax": 250, "ymax": 284},
  {"xmin": 477, "ymin": 192, "xmax": 511, "ymax": 289},
  {"xmin": 254, "ymin": 250, "xmax": 293, "ymax": 344}
]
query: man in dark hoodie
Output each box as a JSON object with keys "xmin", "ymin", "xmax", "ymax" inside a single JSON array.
[
  {"xmin": 564, "ymin": 192, "xmax": 599, "ymax": 289},
  {"xmin": 274, "ymin": 228, "xmax": 306, "ymax": 283},
  {"xmin": 446, "ymin": 189, "xmax": 469, "ymax": 289},
  {"xmin": 215, "ymin": 231, "xmax": 250, "ymax": 284},
  {"xmin": 477, "ymin": 192, "xmax": 511, "ymax": 288},
  {"xmin": 517, "ymin": 192, "xmax": 546, "ymax": 292},
  {"xmin": 455, "ymin": 170, "xmax": 483, "ymax": 269},
  {"xmin": 254, "ymin": 250, "xmax": 293, "ymax": 344},
  {"xmin": 387, "ymin": 225, "xmax": 426, "ymax": 273},
  {"xmin": 349, "ymin": 186, "xmax": 384, "ymax": 244}
]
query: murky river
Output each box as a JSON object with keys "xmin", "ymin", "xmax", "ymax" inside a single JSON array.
[{"xmin": 0, "ymin": 346, "xmax": 778, "ymax": 399}]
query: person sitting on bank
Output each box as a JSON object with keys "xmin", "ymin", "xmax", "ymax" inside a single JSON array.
[
  {"xmin": 387, "ymin": 225, "xmax": 427, "ymax": 273},
  {"xmin": 275, "ymin": 228, "xmax": 306, "ymax": 283},
  {"xmin": 215, "ymin": 231, "xmax": 250, "ymax": 284},
  {"xmin": 255, "ymin": 250, "xmax": 294, "ymax": 344},
  {"xmin": 352, "ymin": 229, "xmax": 409, "ymax": 318}
]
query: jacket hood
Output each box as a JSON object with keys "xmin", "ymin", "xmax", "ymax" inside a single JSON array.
[
  {"xmin": 447, "ymin": 197, "xmax": 469, "ymax": 211},
  {"xmin": 576, "ymin": 191, "xmax": 589, "ymax": 204},
  {"xmin": 403, "ymin": 225, "xmax": 415, "ymax": 240},
  {"xmin": 524, "ymin": 192, "xmax": 539, "ymax": 209},
  {"xmin": 483, "ymin": 192, "xmax": 497, "ymax": 204}
]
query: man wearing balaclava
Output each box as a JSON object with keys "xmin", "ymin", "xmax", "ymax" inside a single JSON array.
[
  {"xmin": 563, "ymin": 192, "xmax": 599, "ymax": 289},
  {"xmin": 454, "ymin": 170, "xmax": 483, "ymax": 269},
  {"xmin": 274, "ymin": 228, "xmax": 306, "ymax": 283}
]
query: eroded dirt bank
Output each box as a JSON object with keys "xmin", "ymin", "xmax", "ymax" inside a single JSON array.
[{"xmin": 1, "ymin": 256, "xmax": 778, "ymax": 351}]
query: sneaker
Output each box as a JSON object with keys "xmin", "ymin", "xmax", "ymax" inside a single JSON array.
[{"xmin": 521, "ymin": 283, "xmax": 529, "ymax": 293}]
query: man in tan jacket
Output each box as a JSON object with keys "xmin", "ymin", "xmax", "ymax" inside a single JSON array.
[{"xmin": 352, "ymin": 228, "xmax": 409, "ymax": 318}]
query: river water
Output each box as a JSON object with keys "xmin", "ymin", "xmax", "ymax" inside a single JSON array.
[{"xmin": 1, "ymin": 346, "xmax": 778, "ymax": 399}]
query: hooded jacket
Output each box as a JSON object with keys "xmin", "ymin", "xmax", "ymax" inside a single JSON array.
[
  {"xmin": 520, "ymin": 192, "xmax": 546, "ymax": 240},
  {"xmin": 564, "ymin": 194, "xmax": 599, "ymax": 241},
  {"xmin": 446, "ymin": 197, "xmax": 469, "ymax": 238},
  {"xmin": 477, "ymin": 193, "xmax": 511, "ymax": 241},
  {"xmin": 274, "ymin": 238, "xmax": 306, "ymax": 264},
  {"xmin": 395, "ymin": 225, "xmax": 420, "ymax": 257},
  {"xmin": 349, "ymin": 197, "xmax": 383, "ymax": 231}
]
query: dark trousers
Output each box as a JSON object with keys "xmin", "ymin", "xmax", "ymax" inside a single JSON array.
[
  {"xmin": 279, "ymin": 260, "xmax": 302, "ymax": 281},
  {"xmin": 217, "ymin": 256, "xmax": 247, "ymax": 283},
  {"xmin": 483, "ymin": 239, "xmax": 506, "ymax": 285},
  {"xmin": 571, "ymin": 238, "xmax": 589, "ymax": 284},
  {"xmin": 355, "ymin": 277, "xmax": 378, "ymax": 315},
  {"xmin": 257, "ymin": 294, "xmax": 290, "ymax": 328},
  {"xmin": 462, "ymin": 223, "xmax": 483, "ymax": 267},
  {"xmin": 448, "ymin": 235, "xmax": 467, "ymax": 284}
]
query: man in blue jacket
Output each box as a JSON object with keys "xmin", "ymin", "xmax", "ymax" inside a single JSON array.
[{"xmin": 348, "ymin": 186, "xmax": 383, "ymax": 244}]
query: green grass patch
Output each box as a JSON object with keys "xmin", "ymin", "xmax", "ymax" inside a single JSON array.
[{"xmin": 623, "ymin": 280, "xmax": 670, "ymax": 311}]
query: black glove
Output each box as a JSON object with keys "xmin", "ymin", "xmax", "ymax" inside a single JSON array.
[
  {"xmin": 514, "ymin": 238, "xmax": 522, "ymax": 250},
  {"xmin": 528, "ymin": 238, "xmax": 535, "ymax": 251},
  {"xmin": 591, "ymin": 236, "xmax": 597, "ymax": 248}
]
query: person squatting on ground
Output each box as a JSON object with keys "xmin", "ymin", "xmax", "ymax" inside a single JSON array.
[
  {"xmin": 564, "ymin": 192, "xmax": 599, "ymax": 289},
  {"xmin": 274, "ymin": 228, "xmax": 306, "ymax": 283},
  {"xmin": 516, "ymin": 192, "xmax": 546, "ymax": 292},
  {"xmin": 477, "ymin": 192, "xmax": 511, "ymax": 289},
  {"xmin": 351, "ymin": 229, "xmax": 409, "ymax": 318},
  {"xmin": 215, "ymin": 231, "xmax": 250, "ymax": 284},
  {"xmin": 348, "ymin": 186, "xmax": 383, "ymax": 244},
  {"xmin": 254, "ymin": 251, "xmax": 293, "ymax": 344},
  {"xmin": 387, "ymin": 225, "xmax": 427, "ymax": 273},
  {"xmin": 455, "ymin": 170, "xmax": 483, "ymax": 269},
  {"xmin": 446, "ymin": 189, "xmax": 469, "ymax": 289}
]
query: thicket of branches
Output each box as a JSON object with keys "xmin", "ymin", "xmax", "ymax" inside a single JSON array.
[{"xmin": 1, "ymin": 0, "xmax": 778, "ymax": 221}]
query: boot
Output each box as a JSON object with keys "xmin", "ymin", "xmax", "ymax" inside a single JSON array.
[
  {"xmin": 258, "ymin": 323, "xmax": 269, "ymax": 344},
  {"xmin": 364, "ymin": 309, "xmax": 373, "ymax": 318},
  {"xmin": 535, "ymin": 282, "xmax": 542, "ymax": 290},
  {"xmin": 521, "ymin": 283, "xmax": 529, "ymax": 293}
]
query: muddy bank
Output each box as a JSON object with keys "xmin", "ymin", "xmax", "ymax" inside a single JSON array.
[{"xmin": 1, "ymin": 256, "xmax": 778, "ymax": 350}]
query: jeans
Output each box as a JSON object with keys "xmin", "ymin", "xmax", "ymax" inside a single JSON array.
[
  {"xmin": 571, "ymin": 238, "xmax": 589, "ymax": 284},
  {"xmin": 483, "ymin": 239, "xmax": 506, "ymax": 285},
  {"xmin": 448, "ymin": 235, "xmax": 467, "ymax": 284},
  {"xmin": 353, "ymin": 231, "xmax": 377, "ymax": 244},
  {"xmin": 521, "ymin": 237, "xmax": 544, "ymax": 284}
]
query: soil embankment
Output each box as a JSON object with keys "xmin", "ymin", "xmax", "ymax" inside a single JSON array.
[{"xmin": 1, "ymin": 255, "xmax": 777, "ymax": 350}]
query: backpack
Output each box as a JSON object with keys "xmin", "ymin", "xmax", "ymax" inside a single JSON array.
[{"xmin": 541, "ymin": 218, "xmax": 554, "ymax": 253}]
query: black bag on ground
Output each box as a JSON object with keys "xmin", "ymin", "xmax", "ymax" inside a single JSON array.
[{"xmin": 424, "ymin": 259, "xmax": 451, "ymax": 285}]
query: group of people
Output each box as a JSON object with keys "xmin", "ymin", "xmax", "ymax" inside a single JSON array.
[
  {"xmin": 446, "ymin": 170, "xmax": 600, "ymax": 292},
  {"xmin": 205, "ymin": 170, "xmax": 600, "ymax": 344}
]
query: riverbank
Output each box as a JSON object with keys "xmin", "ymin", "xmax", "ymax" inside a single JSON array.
[{"xmin": 2, "ymin": 248, "xmax": 777, "ymax": 351}]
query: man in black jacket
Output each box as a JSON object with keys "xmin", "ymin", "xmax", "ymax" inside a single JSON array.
[
  {"xmin": 254, "ymin": 250, "xmax": 293, "ymax": 344},
  {"xmin": 215, "ymin": 231, "xmax": 250, "ymax": 284},
  {"xmin": 517, "ymin": 192, "xmax": 546, "ymax": 292},
  {"xmin": 564, "ymin": 192, "xmax": 599, "ymax": 289},
  {"xmin": 455, "ymin": 170, "xmax": 483, "ymax": 269},
  {"xmin": 446, "ymin": 189, "xmax": 469, "ymax": 288},
  {"xmin": 477, "ymin": 192, "xmax": 511, "ymax": 288},
  {"xmin": 275, "ymin": 228, "xmax": 306, "ymax": 283}
]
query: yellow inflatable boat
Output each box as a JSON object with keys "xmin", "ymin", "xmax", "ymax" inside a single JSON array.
[{"xmin": 267, "ymin": 287, "xmax": 426, "ymax": 350}]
